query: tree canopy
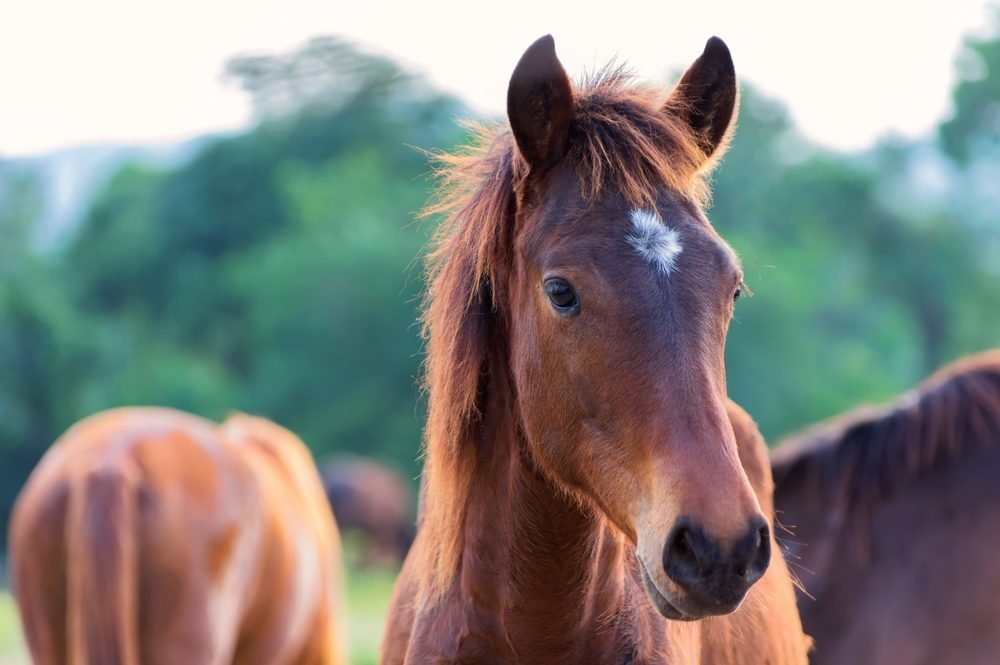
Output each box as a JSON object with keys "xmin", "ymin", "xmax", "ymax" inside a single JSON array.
[{"xmin": 1, "ymin": 31, "xmax": 998, "ymax": 546}]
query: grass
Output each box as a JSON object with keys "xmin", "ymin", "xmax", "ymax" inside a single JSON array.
[
  {"xmin": 344, "ymin": 562, "xmax": 398, "ymax": 665},
  {"xmin": 0, "ymin": 593, "xmax": 27, "ymax": 665},
  {"xmin": 0, "ymin": 556, "xmax": 398, "ymax": 665}
]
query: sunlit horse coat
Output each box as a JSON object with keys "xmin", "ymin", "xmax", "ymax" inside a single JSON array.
[{"xmin": 9, "ymin": 407, "xmax": 344, "ymax": 665}]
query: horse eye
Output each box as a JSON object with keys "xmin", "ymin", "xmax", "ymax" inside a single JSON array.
[
  {"xmin": 733, "ymin": 279, "xmax": 750, "ymax": 303},
  {"xmin": 544, "ymin": 278, "xmax": 579, "ymax": 313}
]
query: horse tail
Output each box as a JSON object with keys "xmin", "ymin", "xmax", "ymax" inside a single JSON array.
[{"xmin": 67, "ymin": 459, "xmax": 141, "ymax": 665}]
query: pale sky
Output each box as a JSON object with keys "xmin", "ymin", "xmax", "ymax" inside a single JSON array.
[{"xmin": 1, "ymin": 0, "xmax": 995, "ymax": 156}]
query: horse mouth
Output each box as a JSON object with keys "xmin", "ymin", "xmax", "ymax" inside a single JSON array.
[{"xmin": 638, "ymin": 560, "xmax": 696, "ymax": 622}]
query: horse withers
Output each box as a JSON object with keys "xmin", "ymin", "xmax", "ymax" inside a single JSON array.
[
  {"xmin": 772, "ymin": 350, "xmax": 1000, "ymax": 665},
  {"xmin": 9, "ymin": 407, "xmax": 344, "ymax": 665},
  {"xmin": 382, "ymin": 35, "xmax": 809, "ymax": 664}
]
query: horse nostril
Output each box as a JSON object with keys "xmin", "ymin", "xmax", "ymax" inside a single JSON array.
[
  {"xmin": 731, "ymin": 520, "xmax": 770, "ymax": 588},
  {"xmin": 747, "ymin": 523, "xmax": 771, "ymax": 583},
  {"xmin": 677, "ymin": 531, "xmax": 693, "ymax": 557},
  {"xmin": 662, "ymin": 521, "xmax": 715, "ymax": 589},
  {"xmin": 660, "ymin": 517, "xmax": 770, "ymax": 610}
]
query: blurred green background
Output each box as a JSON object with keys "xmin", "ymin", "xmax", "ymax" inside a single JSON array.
[{"xmin": 2, "ymin": 11, "xmax": 1000, "ymax": 664}]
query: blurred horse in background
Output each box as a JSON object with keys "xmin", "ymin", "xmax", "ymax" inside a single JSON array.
[
  {"xmin": 320, "ymin": 456, "xmax": 415, "ymax": 567},
  {"xmin": 772, "ymin": 350, "xmax": 1000, "ymax": 665},
  {"xmin": 382, "ymin": 35, "xmax": 809, "ymax": 664},
  {"xmin": 9, "ymin": 407, "xmax": 344, "ymax": 665}
]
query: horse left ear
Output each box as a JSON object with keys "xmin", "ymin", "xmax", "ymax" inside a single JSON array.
[
  {"xmin": 664, "ymin": 36, "xmax": 738, "ymax": 162},
  {"xmin": 507, "ymin": 35, "xmax": 574, "ymax": 172}
]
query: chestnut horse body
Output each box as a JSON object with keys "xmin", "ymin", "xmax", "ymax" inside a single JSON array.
[
  {"xmin": 772, "ymin": 351, "xmax": 1000, "ymax": 665},
  {"xmin": 382, "ymin": 36, "xmax": 809, "ymax": 664},
  {"xmin": 9, "ymin": 407, "xmax": 344, "ymax": 665}
]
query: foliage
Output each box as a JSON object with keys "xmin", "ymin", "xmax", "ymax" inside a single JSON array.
[
  {"xmin": 940, "ymin": 7, "xmax": 1000, "ymax": 164},
  {"xmin": 1, "ymin": 29, "xmax": 999, "ymax": 553},
  {"xmin": 716, "ymin": 88, "xmax": 1000, "ymax": 430}
]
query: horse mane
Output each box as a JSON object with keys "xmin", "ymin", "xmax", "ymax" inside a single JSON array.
[
  {"xmin": 415, "ymin": 66, "xmax": 723, "ymax": 599},
  {"xmin": 772, "ymin": 350, "xmax": 1000, "ymax": 546}
]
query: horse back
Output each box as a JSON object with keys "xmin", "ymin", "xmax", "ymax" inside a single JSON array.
[{"xmin": 802, "ymin": 443, "xmax": 1000, "ymax": 665}]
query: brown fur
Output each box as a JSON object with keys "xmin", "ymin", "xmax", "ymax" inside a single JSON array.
[
  {"xmin": 772, "ymin": 350, "xmax": 1000, "ymax": 664},
  {"xmin": 9, "ymin": 407, "xmax": 345, "ymax": 665},
  {"xmin": 384, "ymin": 36, "xmax": 809, "ymax": 664},
  {"xmin": 387, "ymin": 401, "xmax": 808, "ymax": 664}
]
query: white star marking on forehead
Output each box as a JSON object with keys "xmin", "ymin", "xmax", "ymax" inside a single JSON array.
[{"xmin": 626, "ymin": 208, "xmax": 683, "ymax": 275}]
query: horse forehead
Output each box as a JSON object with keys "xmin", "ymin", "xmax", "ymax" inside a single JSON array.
[
  {"xmin": 525, "ymin": 195, "xmax": 735, "ymax": 276},
  {"xmin": 625, "ymin": 208, "xmax": 683, "ymax": 275},
  {"xmin": 624, "ymin": 206, "xmax": 737, "ymax": 277}
]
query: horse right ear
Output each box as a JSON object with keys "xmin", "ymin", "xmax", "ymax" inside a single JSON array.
[
  {"xmin": 507, "ymin": 35, "xmax": 574, "ymax": 172},
  {"xmin": 663, "ymin": 36, "xmax": 738, "ymax": 163}
]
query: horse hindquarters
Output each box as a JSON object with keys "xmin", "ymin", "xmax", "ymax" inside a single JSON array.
[
  {"xmin": 9, "ymin": 458, "xmax": 143, "ymax": 665},
  {"xmin": 9, "ymin": 474, "xmax": 72, "ymax": 665},
  {"xmin": 66, "ymin": 462, "xmax": 142, "ymax": 665}
]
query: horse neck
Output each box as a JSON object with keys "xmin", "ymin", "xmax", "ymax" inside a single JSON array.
[{"xmin": 452, "ymin": 353, "xmax": 648, "ymax": 653}]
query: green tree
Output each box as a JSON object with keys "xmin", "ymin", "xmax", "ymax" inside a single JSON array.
[
  {"xmin": 60, "ymin": 38, "xmax": 465, "ymax": 479},
  {"xmin": 940, "ymin": 7, "xmax": 1000, "ymax": 163},
  {"xmin": 0, "ymin": 167, "xmax": 94, "ymax": 539}
]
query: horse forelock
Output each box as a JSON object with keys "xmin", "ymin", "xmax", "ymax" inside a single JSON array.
[
  {"xmin": 414, "ymin": 66, "xmax": 724, "ymax": 601},
  {"xmin": 772, "ymin": 350, "xmax": 1000, "ymax": 552}
]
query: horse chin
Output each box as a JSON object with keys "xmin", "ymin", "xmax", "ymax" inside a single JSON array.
[
  {"xmin": 637, "ymin": 558, "xmax": 747, "ymax": 621},
  {"xmin": 637, "ymin": 559, "xmax": 696, "ymax": 622}
]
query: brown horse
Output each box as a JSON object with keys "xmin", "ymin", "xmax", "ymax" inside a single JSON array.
[
  {"xmin": 382, "ymin": 35, "xmax": 809, "ymax": 664},
  {"xmin": 9, "ymin": 407, "xmax": 344, "ymax": 665},
  {"xmin": 320, "ymin": 456, "xmax": 415, "ymax": 566},
  {"xmin": 772, "ymin": 350, "xmax": 1000, "ymax": 665}
]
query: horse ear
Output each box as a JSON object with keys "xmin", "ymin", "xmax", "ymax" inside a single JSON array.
[
  {"xmin": 664, "ymin": 36, "xmax": 738, "ymax": 162},
  {"xmin": 507, "ymin": 35, "xmax": 574, "ymax": 172}
]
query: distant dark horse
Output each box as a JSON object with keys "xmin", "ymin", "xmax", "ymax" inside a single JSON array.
[
  {"xmin": 382, "ymin": 35, "xmax": 809, "ymax": 664},
  {"xmin": 10, "ymin": 407, "xmax": 344, "ymax": 665},
  {"xmin": 321, "ymin": 456, "xmax": 415, "ymax": 566},
  {"xmin": 772, "ymin": 350, "xmax": 1000, "ymax": 665}
]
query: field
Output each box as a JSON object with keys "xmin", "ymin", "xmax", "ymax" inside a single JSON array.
[
  {"xmin": 0, "ymin": 592, "xmax": 26, "ymax": 665},
  {"xmin": 0, "ymin": 562, "xmax": 397, "ymax": 665},
  {"xmin": 344, "ymin": 564, "xmax": 397, "ymax": 665}
]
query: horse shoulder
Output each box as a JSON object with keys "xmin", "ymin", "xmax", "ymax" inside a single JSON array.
[
  {"xmin": 697, "ymin": 546, "xmax": 811, "ymax": 665},
  {"xmin": 381, "ymin": 556, "xmax": 419, "ymax": 664},
  {"xmin": 726, "ymin": 399, "xmax": 773, "ymax": 514},
  {"xmin": 380, "ymin": 547, "xmax": 471, "ymax": 665},
  {"xmin": 717, "ymin": 399, "xmax": 812, "ymax": 664}
]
